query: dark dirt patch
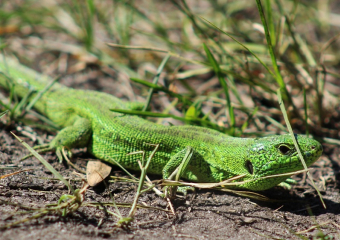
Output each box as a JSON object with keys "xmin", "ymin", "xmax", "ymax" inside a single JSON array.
[{"xmin": 1, "ymin": 127, "xmax": 340, "ymax": 240}]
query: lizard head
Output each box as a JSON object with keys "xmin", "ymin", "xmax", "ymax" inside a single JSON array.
[{"xmin": 239, "ymin": 134, "xmax": 322, "ymax": 191}]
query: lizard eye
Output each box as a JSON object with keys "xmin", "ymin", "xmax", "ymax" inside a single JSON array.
[
  {"xmin": 245, "ymin": 160, "xmax": 253, "ymax": 174},
  {"xmin": 278, "ymin": 144, "xmax": 290, "ymax": 155}
]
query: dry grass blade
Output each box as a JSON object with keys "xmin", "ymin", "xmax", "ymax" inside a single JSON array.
[
  {"xmin": 277, "ymin": 89, "xmax": 325, "ymax": 209},
  {"xmin": 0, "ymin": 169, "xmax": 33, "ymax": 180},
  {"xmin": 161, "ymin": 169, "xmax": 309, "ymax": 189}
]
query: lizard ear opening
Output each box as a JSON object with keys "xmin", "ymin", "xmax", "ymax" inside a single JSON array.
[{"xmin": 245, "ymin": 160, "xmax": 253, "ymax": 175}]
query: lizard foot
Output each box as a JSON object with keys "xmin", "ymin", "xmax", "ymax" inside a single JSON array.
[
  {"xmin": 164, "ymin": 185, "xmax": 195, "ymax": 198},
  {"xmin": 176, "ymin": 186, "xmax": 195, "ymax": 196},
  {"xmin": 277, "ymin": 178, "xmax": 297, "ymax": 190}
]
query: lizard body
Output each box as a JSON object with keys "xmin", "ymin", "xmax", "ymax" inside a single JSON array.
[{"xmin": 0, "ymin": 57, "xmax": 322, "ymax": 191}]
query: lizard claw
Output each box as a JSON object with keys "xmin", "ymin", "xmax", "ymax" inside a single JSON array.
[
  {"xmin": 20, "ymin": 144, "xmax": 53, "ymax": 161},
  {"xmin": 56, "ymin": 146, "xmax": 72, "ymax": 163}
]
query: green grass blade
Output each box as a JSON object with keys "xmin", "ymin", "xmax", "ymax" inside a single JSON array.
[
  {"xmin": 203, "ymin": 43, "xmax": 235, "ymax": 135},
  {"xmin": 199, "ymin": 16, "xmax": 275, "ymax": 79},
  {"xmin": 303, "ymin": 88, "xmax": 309, "ymax": 137},
  {"xmin": 0, "ymin": 110, "xmax": 8, "ymax": 118},
  {"xmin": 256, "ymin": 0, "xmax": 300, "ymax": 119},
  {"xmin": 255, "ymin": 0, "xmax": 284, "ymax": 89},
  {"xmin": 130, "ymin": 77, "xmax": 192, "ymax": 105},
  {"xmin": 142, "ymin": 53, "xmax": 171, "ymax": 111},
  {"xmin": 264, "ymin": 0, "xmax": 275, "ymax": 46},
  {"xmin": 110, "ymin": 108, "xmax": 230, "ymax": 133},
  {"xmin": 11, "ymin": 132, "xmax": 74, "ymax": 193}
]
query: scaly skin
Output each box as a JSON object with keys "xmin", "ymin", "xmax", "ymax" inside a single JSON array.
[{"xmin": 0, "ymin": 57, "xmax": 323, "ymax": 191}]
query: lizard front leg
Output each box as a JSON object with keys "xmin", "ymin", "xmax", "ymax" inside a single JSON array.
[{"xmin": 49, "ymin": 117, "xmax": 92, "ymax": 162}]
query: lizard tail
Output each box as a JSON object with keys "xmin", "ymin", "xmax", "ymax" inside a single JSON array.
[{"xmin": 0, "ymin": 55, "xmax": 63, "ymax": 98}]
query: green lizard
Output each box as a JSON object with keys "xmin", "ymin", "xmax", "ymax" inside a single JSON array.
[{"xmin": 0, "ymin": 56, "xmax": 322, "ymax": 191}]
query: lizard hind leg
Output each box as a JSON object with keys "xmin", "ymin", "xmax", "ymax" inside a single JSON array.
[
  {"xmin": 163, "ymin": 146, "xmax": 196, "ymax": 196},
  {"xmin": 49, "ymin": 117, "xmax": 92, "ymax": 162}
]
